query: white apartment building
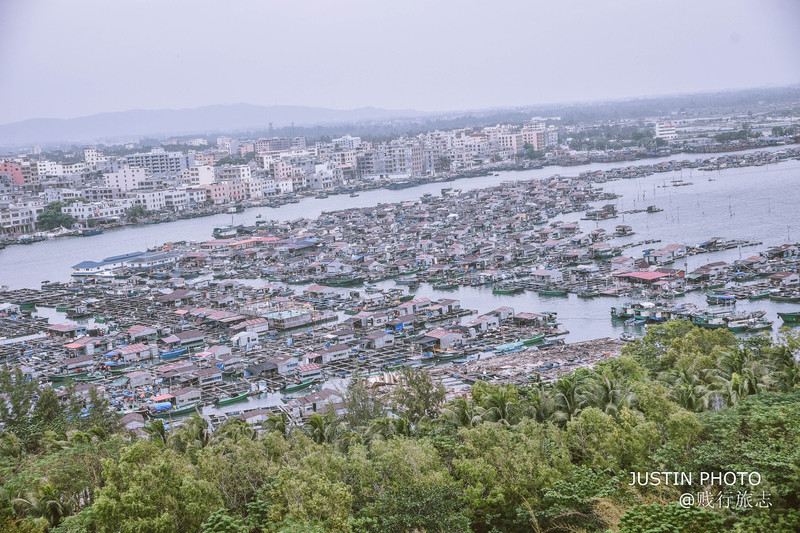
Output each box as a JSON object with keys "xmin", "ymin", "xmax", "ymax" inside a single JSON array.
[
  {"xmin": 104, "ymin": 167, "xmax": 148, "ymax": 191},
  {"xmin": 307, "ymin": 163, "xmax": 343, "ymax": 190},
  {"xmin": 242, "ymin": 178, "xmax": 263, "ymax": 200},
  {"xmin": 62, "ymin": 200, "xmax": 133, "ymax": 221},
  {"xmin": 44, "ymin": 188, "xmax": 83, "ymax": 203},
  {"xmin": 83, "ymin": 148, "xmax": 107, "ymax": 169},
  {"xmin": 655, "ymin": 122, "xmax": 678, "ymax": 140},
  {"xmin": 186, "ymin": 187, "xmax": 209, "ymax": 205},
  {"xmin": 61, "ymin": 162, "xmax": 88, "ymax": 175},
  {"xmin": 132, "ymin": 190, "xmax": 166, "ymax": 211},
  {"xmin": 124, "ymin": 148, "xmax": 191, "ymax": 174},
  {"xmin": 332, "ymin": 135, "xmax": 362, "ymax": 150},
  {"xmin": 0, "ymin": 203, "xmax": 42, "ymax": 234},
  {"xmin": 181, "ymin": 165, "xmax": 215, "ymax": 186},
  {"xmin": 215, "ymin": 164, "xmax": 252, "ymax": 182},
  {"xmin": 276, "ymin": 177, "xmax": 294, "ymax": 194},
  {"xmin": 31, "ymin": 160, "xmax": 62, "ymax": 177},
  {"xmin": 163, "ymin": 189, "xmax": 189, "ymax": 211}
]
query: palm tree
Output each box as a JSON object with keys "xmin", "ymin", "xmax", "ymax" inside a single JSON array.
[
  {"xmin": 212, "ymin": 417, "xmax": 256, "ymax": 443},
  {"xmin": 581, "ymin": 373, "xmax": 634, "ymax": 417},
  {"xmin": 304, "ymin": 411, "xmax": 339, "ymax": 445},
  {"xmin": 335, "ymin": 430, "xmax": 366, "ymax": 453},
  {"xmin": 264, "ymin": 411, "xmax": 290, "ymax": 438},
  {"xmin": 661, "ymin": 363, "xmax": 710, "ymax": 412},
  {"xmin": 142, "ymin": 419, "xmax": 169, "ymax": 446},
  {"xmin": 707, "ymin": 350, "xmax": 768, "ymax": 408},
  {"xmin": 367, "ymin": 417, "xmax": 396, "ymax": 442},
  {"xmin": 14, "ymin": 482, "xmax": 74, "ymax": 529},
  {"xmin": 441, "ymin": 397, "xmax": 484, "ymax": 429},
  {"xmin": 551, "ymin": 373, "xmax": 584, "ymax": 424},
  {"xmin": 481, "ymin": 388, "xmax": 524, "ymax": 426},
  {"xmin": 768, "ymin": 345, "xmax": 800, "ymax": 392}
]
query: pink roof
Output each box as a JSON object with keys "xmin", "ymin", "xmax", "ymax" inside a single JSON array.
[
  {"xmin": 118, "ymin": 343, "xmax": 150, "ymax": 354},
  {"xmin": 424, "ymin": 328, "xmax": 458, "ymax": 339},
  {"xmin": 616, "ymin": 271, "xmax": 670, "ymax": 281}
]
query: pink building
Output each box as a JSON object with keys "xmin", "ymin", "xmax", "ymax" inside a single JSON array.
[{"xmin": 0, "ymin": 161, "xmax": 24, "ymax": 185}]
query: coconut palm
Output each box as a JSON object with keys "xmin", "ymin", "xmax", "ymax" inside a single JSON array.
[
  {"xmin": 768, "ymin": 345, "xmax": 800, "ymax": 392},
  {"xmin": 263, "ymin": 411, "xmax": 291, "ymax": 438},
  {"xmin": 304, "ymin": 411, "xmax": 339, "ymax": 445},
  {"xmin": 481, "ymin": 387, "xmax": 525, "ymax": 426},
  {"xmin": 707, "ymin": 350, "xmax": 768, "ymax": 408},
  {"xmin": 14, "ymin": 482, "xmax": 74, "ymax": 529},
  {"xmin": 660, "ymin": 362, "xmax": 711, "ymax": 411},
  {"xmin": 212, "ymin": 417, "xmax": 256, "ymax": 443},
  {"xmin": 142, "ymin": 419, "xmax": 169, "ymax": 446},
  {"xmin": 580, "ymin": 373, "xmax": 634, "ymax": 417},
  {"xmin": 441, "ymin": 397, "xmax": 484, "ymax": 429},
  {"xmin": 550, "ymin": 373, "xmax": 585, "ymax": 424}
]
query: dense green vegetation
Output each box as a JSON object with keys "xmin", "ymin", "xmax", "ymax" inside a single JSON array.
[
  {"xmin": 1, "ymin": 322, "xmax": 799, "ymax": 532},
  {"xmin": 36, "ymin": 203, "xmax": 75, "ymax": 231}
]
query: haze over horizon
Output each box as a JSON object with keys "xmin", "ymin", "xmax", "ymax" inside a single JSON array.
[{"xmin": 1, "ymin": 0, "xmax": 799, "ymax": 125}]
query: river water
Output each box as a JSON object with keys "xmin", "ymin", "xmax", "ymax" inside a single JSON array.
[{"xmin": 3, "ymin": 147, "xmax": 799, "ymax": 344}]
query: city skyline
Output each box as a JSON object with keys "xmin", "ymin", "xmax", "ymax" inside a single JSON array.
[{"xmin": 1, "ymin": 0, "xmax": 799, "ymax": 125}]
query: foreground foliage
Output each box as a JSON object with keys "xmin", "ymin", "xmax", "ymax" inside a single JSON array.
[{"xmin": 1, "ymin": 324, "xmax": 799, "ymax": 532}]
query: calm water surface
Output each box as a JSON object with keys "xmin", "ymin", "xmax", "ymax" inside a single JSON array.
[{"xmin": 3, "ymin": 147, "xmax": 799, "ymax": 345}]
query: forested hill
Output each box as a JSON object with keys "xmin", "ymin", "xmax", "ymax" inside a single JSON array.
[{"xmin": 1, "ymin": 322, "xmax": 799, "ymax": 532}]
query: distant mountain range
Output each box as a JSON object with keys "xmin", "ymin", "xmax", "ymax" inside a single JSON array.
[{"xmin": 0, "ymin": 104, "xmax": 425, "ymax": 147}]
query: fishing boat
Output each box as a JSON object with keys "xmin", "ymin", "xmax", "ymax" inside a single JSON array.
[
  {"xmin": 691, "ymin": 311, "xmax": 734, "ymax": 329},
  {"xmin": 777, "ymin": 311, "xmax": 800, "ymax": 324},
  {"xmin": 493, "ymin": 341, "xmax": 526, "ymax": 354},
  {"xmin": 433, "ymin": 283, "xmax": 460, "ymax": 290},
  {"xmin": 706, "ymin": 291, "xmax": 736, "ymax": 305},
  {"xmin": 575, "ymin": 289, "xmax": 600, "ymax": 299},
  {"xmin": 159, "ymin": 346, "xmax": 187, "ymax": 359},
  {"xmin": 323, "ymin": 276, "xmax": 365, "ymax": 287},
  {"xmin": 48, "ymin": 371, "xmax": 90, "ymax": 383},
  {"xmin": 151, "ymin": 402, "xmax": 199, "ymax": 419},
  {"xmin": 214, "ymin": 390, "xmax": 250, "ymax": 406},
  {"xmin": 620, "ymin": 332, "xmax": 635, "ymax": 342},
  {"xmin": 746, "ymin": 319, "xmax": 773, "ymax": 332},
  {"xmin": 212, "ymin": 226, "xmax": 239, "ymax": 239},
  {"xmin": 492, "ymin": 285, "xmax": 523, "ymax": 295},
  {"xmin": 76, "ymin": 228, "xmax": 103, "ymax": 237},
  {"xmin": 748, "ymin": 290, "xmax": 773, "ymax": 300},
  {"xmin": 725, "ymin": 318, "xmax": 750, "ymax": 332},
  {"xmin": 281, "ymin": 378, "xmax": 316, "ymax": 393},
  {"xmin": 538, "ymin": 289, "xmax": 568, "ymax": 297},
  {"xmin": 349, "ymin": 193, "xmax": 360, "ymax": 197},
  {"xmin": 109, "ymin": 363, "xmax": 134, "ymax": 374},
  {"xmin": 435, "ymin": 351, "xmax": 466, "ymax": 361},
  {"xmin": 521, "ymin": 333, "xmax": 546, "ymax": 345},
  {"xmin": 770, "ymin": 293, "xmax": 800, "ymax": 303}
]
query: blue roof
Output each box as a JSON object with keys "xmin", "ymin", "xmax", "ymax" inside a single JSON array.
[{"xmin": 104, "ymin": 251, "xmax": 144, "ymax": 262}]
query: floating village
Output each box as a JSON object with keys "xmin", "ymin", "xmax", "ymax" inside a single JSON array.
[{"xmin": 2, "ymin": 154, "xmax": 800, "ymax": 436}]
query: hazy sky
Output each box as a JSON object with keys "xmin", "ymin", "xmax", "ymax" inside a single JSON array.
[{"xmin": 1, "ymin": 0, "xmax": 799, "ymax": 124}]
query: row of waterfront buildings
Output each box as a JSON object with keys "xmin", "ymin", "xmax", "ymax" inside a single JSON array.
[{"xmin": 0, "ymin": 119, "xmax": 559, "ymax": 235}]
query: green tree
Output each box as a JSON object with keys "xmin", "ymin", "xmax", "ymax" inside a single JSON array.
[
  {"xmin": 341, "ymin": 379, "xmax": 384, "ymax": 428},
  {"xmin": 618, "ymin": 502, "xmax": 725, "ymax": 533},
  {"xmin": 126, "ymin": 204, "xmax": 150, "ymax": 221},
  {"xmin": 390, "ymin": 367, "xmax": 445, "ymax": 424},
  {"xmin": 13, "ymin": 482, "xmax": 74, "ymax": 530},
  {"xmin": 93, "ymin": 440, "xmax": 222, "ymax": 533},
  {"xmin": 0, "ymin": 368, "xmax": 37, "ymax": 431},
  {"xmin": 201, "ymin": 509, "xmax": 248, "ymax": 533},
  {"xmin": 36, "ymin": 203, "xmax": 75, "ymax": 231},
  {"xmin": 434, "ymin": 156, "xmax": 452, "ymax": 172}
]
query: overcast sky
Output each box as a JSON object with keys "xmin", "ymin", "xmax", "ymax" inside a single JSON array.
[{"xmin": 1, "ymin": 0, "xmax": 799, "ymax": 125}]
